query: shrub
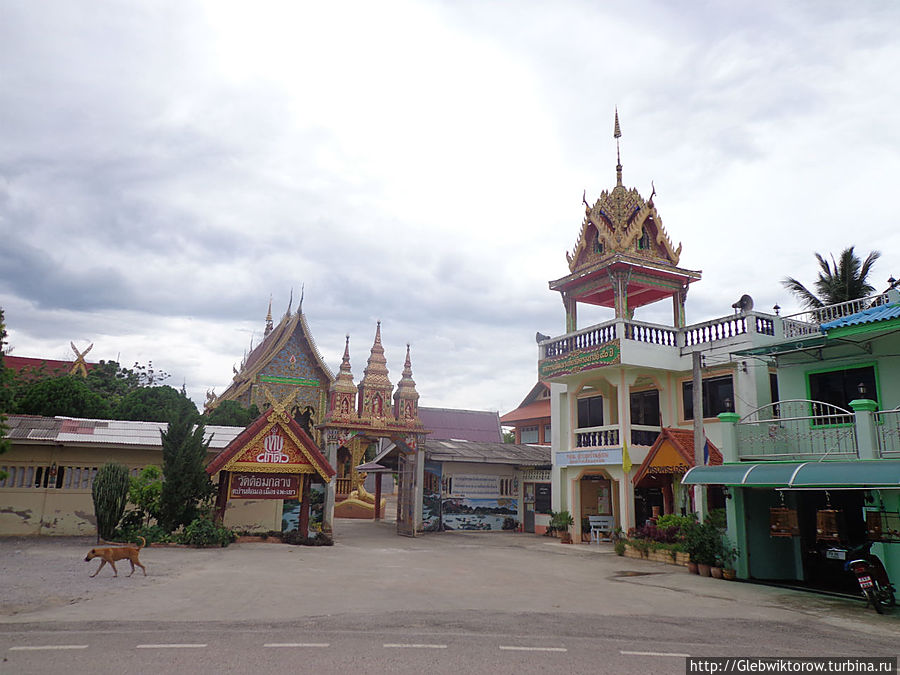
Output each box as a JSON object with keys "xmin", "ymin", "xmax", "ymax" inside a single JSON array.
[
  {"xmin": 632, "ymin": 522, "xmax": 682, "ymax": 544},
  {"xmin": 683, "ymin": 520, "xmax": 724, "ymax": 565},
  {"xmin": 614, "ymin": 540, "xmax": 626, "ymax": 556},
  {"xmin": 92, "ymin": 462, "xmax": 131, "ymax": 542},
  {"xmin": 282, "ymin": 529, "xmax": 334, "ymax": 546},
  {"xmin": 707, "ymin": 508, "xmax": 727, "ymax": 530},
  {"xmin": 177, "ymin": 517, "xmax": 236, "ymax": 547},
  {"xmin": 655, "ymin": 514, "xmax": 696, "ymax": 534},
  {"xmin": 550, "ymin": 510, "xmax": 574, "ymax": 531}
]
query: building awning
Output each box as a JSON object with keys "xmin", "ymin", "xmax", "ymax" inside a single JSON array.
[
  {"xmin": 683, "ymin": 461, "xmax": 900, "ymax": 489},
  {"xmin": 733, "ymin": 335, "xmax": 827, "ymax": 357}
]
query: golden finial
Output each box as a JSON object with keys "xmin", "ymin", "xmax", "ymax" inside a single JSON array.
[
  {"xmin": 69, "ymin": 342, "xmax": 92, "ymax": 377},
  {"xmin": 614, "ymin": 107, "xmax": 623, "ymax": 187}
]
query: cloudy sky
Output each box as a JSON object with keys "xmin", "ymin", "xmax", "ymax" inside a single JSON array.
[{"xmin": 2, "ymin": 1, "xmax": 899, "ymax": 415}]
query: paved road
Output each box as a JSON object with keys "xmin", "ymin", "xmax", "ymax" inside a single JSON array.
[{"xmin": 1, "ymin": 521, "xmax": 896, "ymax": 674}]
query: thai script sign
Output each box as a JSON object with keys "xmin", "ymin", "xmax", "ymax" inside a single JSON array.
[
  {"xmin": 447, "ymin": 474, "xmax": 500, "ymax": 499},
  {"xmin": 259, "ymin": 374, "xmax": 320, "ymax": 387},
  {"xmin": 557, "ymin": 448, "xmax": 623, "ymax": 467},
  {"xmin": 256, "ymin": 428, "xmax": 290, "ymax": 463},
  {"xmin": 647, "ymin": 463, "xmax": 691, "ymax": 475},
  {"xmin": 539, "ymin": 340, "xmax": 620, "ymax": 379},
  {"xmin": 229, "ymin": 472, "xmax": 301, "ymax": 499}
]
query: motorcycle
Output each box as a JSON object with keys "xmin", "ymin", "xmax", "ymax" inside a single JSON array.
[{"xmin": 835, "ymin": 541, "xmax": 896, "ymax": 614}]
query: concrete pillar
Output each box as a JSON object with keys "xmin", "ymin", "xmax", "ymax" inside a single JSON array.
[
  {"xmin": 850, "ymin": 399, "xmax": 879, "ymax": 460},
  {"xmin": 324, "ymin": 443, "xmax": 336, "ymax": 532},
  {"xmin": 415, "ymin": 438, "xmax": 425, "ymax": 535},
  {"xmin": 692, "ymin": 351, "xmax": 707, "ymax": 523},
  {"xmin": 726, "ymin": 488, "xmax": 750, "ymax": 579},
  {"xmin": 550, "ymin": 383, "xmax": 567, "ymax": 513},
  {"xmin": 717, "ymin": 412, "xmax": 741, "ymax": 463}
]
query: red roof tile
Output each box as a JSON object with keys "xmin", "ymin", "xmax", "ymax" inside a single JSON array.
[
  {"xmin": 500, "ymin": 399, "xmax": 550, "ymax": 425},
  {"xmin": 632, "ymin": 427, "xmax": 722, "ymax": 485}
]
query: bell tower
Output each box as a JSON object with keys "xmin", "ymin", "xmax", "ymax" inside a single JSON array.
[{"xmin": 551, "ymin": 109, "xmax": 701, "ymax": 330}]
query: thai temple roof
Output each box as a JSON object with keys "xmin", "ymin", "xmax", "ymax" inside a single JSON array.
[{"xmin": 214, "ymin": 303, "xmax": 334, "ymax": 406}]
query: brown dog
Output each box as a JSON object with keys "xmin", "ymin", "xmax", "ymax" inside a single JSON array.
[{"xmin": 84, "ymin": 536, "xmax": 147, "ymax": 577}]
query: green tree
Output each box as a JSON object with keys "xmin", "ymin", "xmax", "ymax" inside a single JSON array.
[
  {"xmin": 502, "ymin": 429, "xmax": 516, "ymax": 444},
  {"xmin": 205, "ymin": 400, "xmax": 260, "ymax": 427},
  {"xmin": 92, "ymin": 462, "xmax": 131, "ymax": 542},
  {"xmin": 84, "ymin": 360, "xmax": 142, "ymax": 405},
  {"xmin": 128, "ymin": 465, "xmax": 163, "ymax": 527},
  {"xmin": 158, "ymin": 409, "xmax": 214, "ymax": 532},
  {"xmin": 116, "ymin": 385, "xmax": 198, "ymax": 424},
  {"xmin": 16, "ymin": 376, "xmax": 111, "ymax": 418},
  {"xmin": 782, "ymin": 247, "xmax": 882, "ymax": 310}
]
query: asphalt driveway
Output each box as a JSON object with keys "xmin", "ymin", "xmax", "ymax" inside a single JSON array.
[{"xmin": 1, "ymin": 520, "xmax": 896, "ymax": 639}]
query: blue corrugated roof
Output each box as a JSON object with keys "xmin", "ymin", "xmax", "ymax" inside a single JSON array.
[{"xmin": 821, "ymin": 302, "xmax": 900, "ymax": 331}]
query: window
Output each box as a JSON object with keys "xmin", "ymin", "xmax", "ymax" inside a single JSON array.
[
  {"xmin": 535, "ymin": 483, "xmax": 552, "ymax": 514},
  {"xmin": 500, "ymin": 477, "xmax": 516, "ymax": 497},
  {"xmin": 520, "ymin": 425, "xmax": 539, "ymax": 444},
  {"xmin": 543, "ymin": 424, "xmax": 551, "ymax": 443},
  {"xmin": 682, "ymin": 375, "xmax": 734, "ymax": 420},
  {"xmin": 577, "ymin": 395, "xmax": 604, "ymax": 428},
  {"xmin": 630, "ymin": 390, "xmax": 660, "ymax": 426},
  {"xmin": 808, "ymin": 365, "xmax": 876, "ymax": 410}
]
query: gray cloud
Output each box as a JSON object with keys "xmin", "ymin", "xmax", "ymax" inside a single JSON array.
[{"xmin": 2, "ymin": 0, "xmax": 899, "ymax": 415}]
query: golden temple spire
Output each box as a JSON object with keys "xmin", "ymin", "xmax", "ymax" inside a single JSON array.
[
  {"xmin": 393, "ymin": 343, "xmax": 420, "ymax": 425},
  {"xmin": 358, "ymin": 321, "xmax": 392, "ymax": 420},
  {"xmin": 326, "ymin": 334, "xmax": 357, "ymax": 422},
  {"xmin": 614, "ymin": 106, "xmax": 623, "ymax": 187},
  {"xmin": 264, "ymin": 296, "xmax": 273, "ymax": 337}
]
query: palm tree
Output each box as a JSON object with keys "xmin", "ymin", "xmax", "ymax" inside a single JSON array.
[{"xmin": 782, "ymin": 247, "xmax": 881, "ymax": 309}]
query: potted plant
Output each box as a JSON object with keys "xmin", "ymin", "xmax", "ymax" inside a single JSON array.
[
  {"xmin": 552, "ymin": 510, "xmax": 575, "ymax": 543},
  {"xmin": 544, "ymin": 511, "xmax": 557, "ymax": 537},
  {"xmin": 684, "ymin": 520, "xmax": 721, "ymax": 577},
  {"xmin": 720, "ymin": 545, "xmax": 738, "ymax": 580}
]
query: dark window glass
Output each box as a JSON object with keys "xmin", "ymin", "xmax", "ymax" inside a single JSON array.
[
  {"xmin": 630, "ymin": 390, "xmax": 660, "ymax": 426},
  {"xmin": 535, "ymin": 483, "xmax": 552, "ymax": 514},
  {"xmin": 683, "ymin": 375, "xmax": 734, "ymax": 420},
  {"xmin": 577, "ymin": 396, "xmax": 604, "ymax": 428},
  {"xmin": 769, "ymin": 372, "xmax": 779, "ymax": 404},
  {"xmin": 808, "ymin": 366, "xmax": 876, "ymax": 410}
]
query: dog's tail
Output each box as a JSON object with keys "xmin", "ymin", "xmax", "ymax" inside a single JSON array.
[{"xmin": 137, "ymin": 536, "xmax": 146, "ymax": 550}]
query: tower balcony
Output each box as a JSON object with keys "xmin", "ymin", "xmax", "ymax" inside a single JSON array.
[{"xmin": 538, "ymin": 313, "xmax": 780, "ymax": 380}]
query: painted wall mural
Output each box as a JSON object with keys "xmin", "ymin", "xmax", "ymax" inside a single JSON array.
[{"xmin": 440, "ymin": 473, "xmax": 518, "ymax": 531}]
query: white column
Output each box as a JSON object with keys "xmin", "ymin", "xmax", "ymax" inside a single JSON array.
[{"xmin": 324, "ymin": 442, "xmax": 336, "ymax": 532}]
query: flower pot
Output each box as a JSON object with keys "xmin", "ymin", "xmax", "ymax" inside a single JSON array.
[
  {"xmin": 560, "ymin": 532, "xmax": 573, "ymax": 544},
  {"xmin": 722, "ymin": 568, "xmax": 737, "ymax": 581},
  {"xmin": 710, "ymin": 566, "xmax": 723, "ymax": 579},
  {"xmin": 697, "ymin": 563, "xmax": 711, "ymax": 577},
  {"xmin": 687, "ymin": 561, "xmax": 699, "ymax": 575}
]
